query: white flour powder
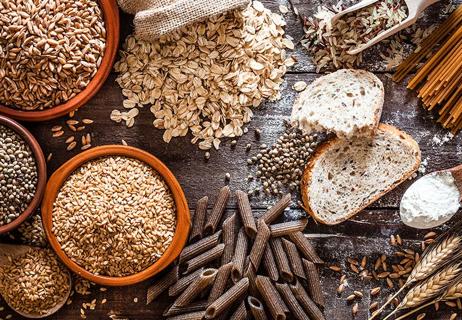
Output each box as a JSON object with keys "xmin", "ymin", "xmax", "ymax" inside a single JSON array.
[{"xmin": 400, "ymin": 172, "xmax": 460, "ymax": 229}]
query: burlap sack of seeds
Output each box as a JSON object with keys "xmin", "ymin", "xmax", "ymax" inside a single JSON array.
[{"xmin": 117, "ymin": 0, "xmax": 250, "ymax": 41}]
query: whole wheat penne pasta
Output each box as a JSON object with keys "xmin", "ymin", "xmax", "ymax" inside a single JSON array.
[
  {"xmin": 169, "ymin": 268, "xmax": 204, "ymax": 297},
  {"xmin": 147, "ymin": 266, "xmax": 179, "ymax": 305},
  {"xmin": 204, "ymin": 186, "xmax": 230, "ymax": 235},
  {"xmin": 255, "ymin": 275, "xmax": 287, "ymax": 320},
  {"xmin": 282, "ymin": 238, "xmax": 306, "ymax": 279},
  {"xmin": 270, "ymin": 219, "xmax": 308, "ymax": 237},
  {"xmin": 289, "ymin": 231, "xmax": 323, "ymax": 264},
  {"xmin": 190, "ymin": 196, "xmax": 208, "ymax": 242},
  {"xmin": 231, "ymin": 227, "xmax": 249, "ymax": 282},
  {"xmin": 249, "ymin": 219, "xmax": 270, "ymax": 270},
  {"xmin": 163, "ymin": 301, "xmax": 209, "ymax": 317},
  {"xmin": 262, "ymin": 245, "xmax": 279, "ymax": 282},
  {"xmin": 289, "ymin": 281, "xmax": 325, "ymax": 320},
  {"xmin": 235, "ymin": 190, "xmax": 257, "ymax": 238},
  {"xmin": 205, "ymin": 277, "xmax": 249, "ymax": 319},
  {"xmin": 261, "ymin": 193, "xmax": 291, "ymax": 224},
  {"xmin": 166, "ymin": 311, "xmax": 206, "ymax": 320},
  {"xmin": 229, "ymin": 300, "xmax": 247, "ymax": 320},
  {"xmin": 183, "ymin": 243, "xmax": 225, "ymax": 274},
  {"xmin": 276, "ymin": 282, "xmax": 309, "ymax": 320},
  {"xmin": 302, "ymin": 259, "xmax": 325, "ymax": 308},
  {"xmin": 208, "ymin": 262, "xmax": 233, "ymax": 303},
  {"xmin": 248, "ymin": 296, "xmax": 268, "ymax": 320},
  {"xmin": 243, "ymin": 263, "xmax": 258, "ymax": 297},
  {"xmin": 180, "ymin": 231, "xmax": 222, "ymax": 263},
  {"xmin": 221, "ymin": 213, "xmax": 238, "ymax": 265},
  {"xmin": 270, "ymin": 237, "xmax": 294, "ymax": 283},
  {"xmin": 173, "ymin": 268, "xmax": 218, "ymax": 307}
]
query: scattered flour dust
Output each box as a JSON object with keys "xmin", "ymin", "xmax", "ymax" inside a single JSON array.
[
  {"xmin": 418, "ymin": 157, "xmax": 428, "ymax": 175},
  {"xmin": 432, "ymin": 132, "xmax": 454, "ymax": 146},
  {"xmin": 400, "ymin": 172, "xmax": 460, "ymax": 229}
]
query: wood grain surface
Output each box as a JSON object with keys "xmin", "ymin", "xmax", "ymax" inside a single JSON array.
[{"xmin": 1, "ymin": 0, "xmax": 462, "ymax": 319}]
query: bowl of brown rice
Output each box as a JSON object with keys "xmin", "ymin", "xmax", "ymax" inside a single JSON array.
[{"xmin": 41, "ymin": 145, "xmax": 190, "ymax": 286}]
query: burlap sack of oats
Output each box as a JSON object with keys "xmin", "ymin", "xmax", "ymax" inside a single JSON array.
[{"xmin": 117, "ymin": 0, "xmax": 250, "ymax": 41}]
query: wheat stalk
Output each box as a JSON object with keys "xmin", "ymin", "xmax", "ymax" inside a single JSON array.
[
  {"xmin": 369, "ymin": 234, "xmax": 461, "ymax": 320},
  {"xmin": 393, "ymin": 275, "xmax": 462, "ymax": 320},
  {"xmin": 383, "ymin": 262, "xmax": 462, "ymax": 320}
]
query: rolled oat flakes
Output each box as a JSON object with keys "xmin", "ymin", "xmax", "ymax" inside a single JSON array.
[{"xmin": 113, "ymin": 1, "xmax": 293, "ymax": 150}]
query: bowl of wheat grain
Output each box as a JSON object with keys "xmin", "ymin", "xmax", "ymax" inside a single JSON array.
[
  {"xmin": 41, "ymin": 145, "xmax": 190, "ymax": 286},
  {"xmin": 0, "ymin": 0, "xmax": 119, "ymax": 122}
]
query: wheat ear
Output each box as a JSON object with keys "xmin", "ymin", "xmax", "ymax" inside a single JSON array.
[
  {"xmin": 369, "ymin": 235, "xmax": 461, "ymax": 320},
  {"xmin": 390, "ymin": 274, "xmax": 462, "ymax": 320},
  {"xmin": 382, "ymin": 262, "xmax": 462, "ymax": 320}
]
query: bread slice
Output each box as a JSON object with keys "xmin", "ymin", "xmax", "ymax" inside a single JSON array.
[
  {"xmin": 300, "ymin": 124, "xmax": 421, "ymax": 225},
  {"xmin": 291, "ymin": 69, "xmax": 384, "ymax": 138}
]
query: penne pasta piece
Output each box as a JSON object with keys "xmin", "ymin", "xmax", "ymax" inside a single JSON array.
[
  {"xmin": 221, "ymin": 213, "xmax": 238, "ymax": 265},
  {"xmin": 289, "ymin": 231, "xmax": 323, "ymax": 264},
  {"xmin": 249, "ymin": 219, "xmax": 271, "ymax": 270},
  {"xmin": 229, "ymin": 300, "xmax": 247, "ymax": 320},
  {"xmin": 179, "ymin": 231, "xmax": 222, "ymax": 263},
  {"xmin": 147, "ymin": 266, "xmax": 179, "ymax": 304},
  {"xmin": 261, "ymin": 193, "xmax": 291, "ymax": 224},
  {"xmin": 262, "ymin": 245, "xmax": 279, "ymax": 282},
  {"xmin": 166, "ymin": 311, "xmax": 206, "ymax": 320},
  {"xmin": 275, "ymin": 282, "xmax": 309, "ymax": 320},
  {"xmin": 190, "ymin": 196, "xmax": 208, "ymax": 242},
  {"xmin": 243, "ymin": 263, "xmax": 258, "ymax": 297},
  {"xmin": 255, "ymin": 275, "xmax": 287, "ymax": 320},
  {"xmin": 231, "ymin": 227, "xmax": 249, "ymax": 282},
  {"xmin": 270, "ymin": 237, "xmax": 294, "ymax": 283},
  {"xmin": 282, "ymin": 238, "xmax": 306, "ymax": 279},
  {"xmin": 302, "ymin": 259, "xmax": 325, "ymax": 308},
  {"xmin": 208, "ymin": 262, "xmax": 233, "ymax": 303},
  {"xmin": 169, "ymin": 268, "xmax": 204, "ymax": 297},
  {"xmin": 235, "ymin": 190, "xmax": 257, "ymax": 238},
  {"xmin": 270, "ymin": 219, "xmax": 308, "ymax": 237},
  {"xmin": 204, "ymin": 186, "xmax": 230, "ymax": 235},
  {"xmin": 248, "ymin": 296, "xmax": 268, "ymax": 320},
  {"xmin": 163, "ymin": 301, "xmax": 209, "ymax": 317},
  {"xmin": 182, "ymin": 243, "xmax": 225, "ymax": 274},
  {"xmin": 205, "ymin": 277, "xmax": 249, "ymax": 319},
  {"xmin": 173, "ymin": 268, "xmax": 218, "ymax": 307},
  {"xmin": 289, "ymin": 281, "xmax": 325, "ymax": 320}
]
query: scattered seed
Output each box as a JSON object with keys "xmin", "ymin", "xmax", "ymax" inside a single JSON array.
[
  {"xmin": 53, "ymin": 130, "xmax": 64, "ymax": 137},
  {"xmin": 329, "ymin": 265, "xmax": 342, "ymax": 272},
  {"xmin": 52, "ymin": 126, "xmax": 63, "ymax": 132},
  {"xmin": 65, "ymin": 136, "xmax": 75, "ymax": 144},
  {"xmin": 67, "ymin": 141, "xmax": 77, "ymax": 151},
  {"xmin": 81, "ymin": 144, "xmax": 92, "ymax": 151},
  {"xmin": 352, "ymin": 303, "xmax": 358, "ymax": 317},
  {"xmin": 371, "ymin": 287, "xmax": 381, "ymax": 296},
  {"xmin": 369, "ymin": 302, "xmax": 378, "ymax": 310},
  {"xmin": 82, "ymin": 119, "xmax": 94, "ymax": 125},
  {"xmin": 346, "ymin": 294, "xmax": 356, "ymax": 301},
  {"xmin": 47, "ymin": 153, "xmax": 53, "ymax": 162}
]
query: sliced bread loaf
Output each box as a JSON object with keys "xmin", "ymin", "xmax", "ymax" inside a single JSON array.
[
  {"xmin": 291, "ymin": 69, "xmax": 384, "ymax": 138},
  {"xmin": 301, "ymin": 124, "xmax": 421, "ymax": 225}
]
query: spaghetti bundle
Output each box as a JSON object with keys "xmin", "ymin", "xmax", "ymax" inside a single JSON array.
[{"xmin": 394, "ymin": 5, "xmax": 462, "ymax": 133}]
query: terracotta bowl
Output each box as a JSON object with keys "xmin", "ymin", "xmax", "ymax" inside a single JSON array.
[
  {"xmin": 0, "ymin": 115, "xmax": 47, "ymax": 234},
  {"xmin": 0, "ymin": 0, "xmax": 120, "ymax": 122},
  {"xmin": 41, "ymin": 145, "xmax": 191, "ymax": 286}
]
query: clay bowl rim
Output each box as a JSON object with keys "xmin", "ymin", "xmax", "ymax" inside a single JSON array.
[
  {"xmin": 0, "ymin": 115, "xmax": 47, "ymax": 234},
  {"xmin": 41, "ymin": 145, "xmax": 190, "ymax": 286},
  {"xmin": 0, "ymin": 0, "xmax": 120, "ymax": 122}
]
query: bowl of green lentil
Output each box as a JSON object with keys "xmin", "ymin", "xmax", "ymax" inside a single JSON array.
[{"xmin": 0, "ymin": 115, "xmax": 47, "ymax": 233}]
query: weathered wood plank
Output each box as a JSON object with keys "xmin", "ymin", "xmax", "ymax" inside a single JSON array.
[{"xmin": 27, "ymin": 73, "xmax": 462, "ymax": 211}]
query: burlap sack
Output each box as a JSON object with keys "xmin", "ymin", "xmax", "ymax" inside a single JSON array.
[{"xmin": 118, "ymin": 0, "xmax": 250, "ymax": 42}]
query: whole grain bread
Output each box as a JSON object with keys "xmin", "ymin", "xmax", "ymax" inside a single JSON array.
[
  {"xmin": 291, "ymin": 69, "xmax": 384, "ymax": 138},
  {"xmin": 300, "ymin": 124, "xmax": 421, "ymax": 225}
]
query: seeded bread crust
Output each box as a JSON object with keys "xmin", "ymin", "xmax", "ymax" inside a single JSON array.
[
  {"xmin": 291, "ymin": 69, "xmax": 384, "ymax": 138},
  {"xmin": 300, "ymin": 124, "xmax": 421, "ymax": 225}
]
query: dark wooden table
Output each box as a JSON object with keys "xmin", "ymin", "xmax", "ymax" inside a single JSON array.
[{"xmin": 1, "ymin": 0, "xmax": 461, "ymax": 319}]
